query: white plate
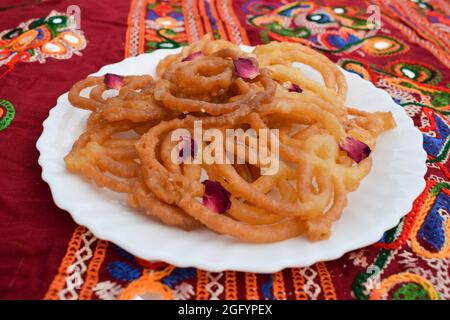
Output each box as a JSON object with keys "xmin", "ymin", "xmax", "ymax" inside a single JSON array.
[{"xmin": 36, "ymin": 46, "xmax": 427, "ymax": 273}]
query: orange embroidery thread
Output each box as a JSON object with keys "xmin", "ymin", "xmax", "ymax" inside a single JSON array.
[
  {"xmin": 316, "ymin": 262, "xmax": 337, "ymax": 300},
  {"xmin": 44, "ymin": 226, "xmax": 87, "ymax": 300},
  {"xmin": 208, "ymin": 0, "xmax": 229, "ymax": 40},
  {"xmin": 198, "ymin": 0, "xmax": 214, "ymax": 37},
  {"xmin": 182, "ymin": 0, "xmax": 194, "ymax": 43},
  {"xmin": 226, "ymin": 0, "xmax": 250, "ymax": 44},
  {"xmin": 78, "ymin": 240, "xmax": 109, "ymax": 300},
  {"xmin": 196, "ymin": 269, "xmax": 210, "ymax": 300},
  {"xmin": 125, "ymin": 0, "xmax": 136, "ymax": 57},
  {"xmin": 375, "ymin": 181, "xmax": 431, "ymax": 250},
  {"xmin": 137, "ymin": 0, "xmax": 146, "ymax": 55},
  {"xmin": 192, "ymin": 0, "xmax": 206, "ymax": 38},
  {"xmin": 245, "ymin": 272, "xmax": 259, "ymax": 300},
  {"xmin": 125, "ymin": 0, "xmax": 146, "ymax": 57},
  {"xmin": 119, "ymin": 265, "xmax": 176, "ymax": 300},
  {"xmin": 291, "ymin": 268, "xmax": 308, "ymax": 300},
  {"xmin": 272, "ymin": 271, "xmax": 287, "ymax": 300},
  {"xmin": 224, "ymin": 271, "xmax": 238, "ymax": 300},
  {"xmin": 216, "ymin": 0, "xmax": 244, "ymax": 44}
]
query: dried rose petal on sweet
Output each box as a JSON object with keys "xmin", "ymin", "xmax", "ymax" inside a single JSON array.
[
  {"xmin": 179, "ymin": 136, "xmax": 197, "ymax": 160},
  {"xmin": 288, "ymin": 83, "xmax": 303, "ymax": 93},
  {"xmin": 104, "ymin": 73, "xmax": 124, "ymax": 89},
  {"xmin": 339, "ymin": 137, "xmax": 371, "ymax": 163},
  {"xmin": 182, "ymin": 51, "xmax": 203, "ymax": 62},
  {"xmin": 282, "ymin": 81, "xmax": 303, "ymax": 93},
  {"xmin": 233, "ymin": 58, "xmax": 260, "ymax": 80},
  {"xmin": 202, "ymin": 180, "xmax": 231, "ymax": 214}
]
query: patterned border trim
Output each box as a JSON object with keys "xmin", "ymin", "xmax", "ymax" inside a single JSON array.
[
  {"xmin": 272, "ymin": 271, "xmax": 287, "ymax": 300},
  {"xmin": 245, "ymin": 272, "xmax": 259, "ymax": 300},
  {"xmin": 125, "ymin": 0, "xmax": 146, "ymax": 57},
  {"xmin": 316, "ymin": 262, "xmax": 337, "ymax": 300},
  {"xmin": 291, "ymin": 268, "xmax": 308, "ymax": 300},
  {"xmin": 224, "ymin": 271, "xmax": 238, "ymax": 299},
  {"xmin": 184, "ymin": 0, "xmax": 205, "ymax": 42},
  {"xmin": 196, "ymin": 269, "xmax": 210, "ymax": 300},
  {"xmin": 217, "ymin": 0, "xmax": 249, "ymax": 44}
]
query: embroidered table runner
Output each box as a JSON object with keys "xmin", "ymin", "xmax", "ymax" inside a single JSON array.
[{"xmin": 0, "ymin": 0, "xmax": 449, "ymax": 300}]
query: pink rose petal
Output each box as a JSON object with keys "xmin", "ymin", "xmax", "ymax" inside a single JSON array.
[
  {"xmin": 288, "ymin": 83, "xmax": 303, "ymax": 93},
  {"xmin": 202, "ymin": 180, "xmax": 231, "ymax": 214},
  {"xmin": 104, "ymin": 73, "xmax": 124, "ymax": 89},
  {"xmin": 182, "ymin": 51, "xmax": 203, "ymax": 62},
  {"xmin": 339, "ymin": 137, "xmax": 371, "ymax": 163},
  {"xmin": 283, "ymin": 82, "xmax": 303, "ymax": 93},
  {"xmin": 233, "ymin": 58, "xmax": 260, "ymax": 80},
  {"xmin": 179, "ymin": 136, "xmax": 197, "ymax": 160}
]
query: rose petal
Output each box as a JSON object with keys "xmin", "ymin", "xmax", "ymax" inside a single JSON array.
[
  {"xmin": 283, "ymin": 82, "xmax": 303, "ymax": 93},
  {"xmin": 182, "ymin": 51, "xmax": 203, "ymax": 62},
  {"xmin": 288, "ymin": 83, "xmax": 303, "ymax": 93},
  {"xmin": 202, "ymin": 180, "xmax": 231, "ymax": 214},
  {"xmin": 233, "ymin": 58, "xmax": 260, "ymax": 80},
  {"xmin": 104, "ymin": 73, "xmax": 124, "ymax": 89},
  {"xmin": 339, "ymin": 137, "xmax": 371, "ymax": 163},
  {"xmin": 179, "ymin": 136, "xmax": 197, "ymax": 160}
]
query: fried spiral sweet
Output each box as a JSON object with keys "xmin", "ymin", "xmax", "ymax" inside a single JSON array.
[{"xmin": 65, "ymin": 35, "xmax": 396, "ymax": 243}]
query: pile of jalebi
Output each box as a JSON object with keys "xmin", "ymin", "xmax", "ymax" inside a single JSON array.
[{"xmin": 65, "ymin": 35, "xmax": 396, "ymax": 243}]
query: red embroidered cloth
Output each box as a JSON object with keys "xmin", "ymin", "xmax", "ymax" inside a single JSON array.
[{"xmin": 0, "ymin": 0, "xmax": 449, "ymax": 300}]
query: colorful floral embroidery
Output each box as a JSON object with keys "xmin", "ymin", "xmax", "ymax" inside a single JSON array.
[
  {"xmin": 125, "ymin": 0, "xmax": 249, "ymax": 57},
  {"xmin": 243, "ymin": 1, "xmax": 411, "ymax": 56},
  {"xmin": 370, "ymin": 272, "xmax": 440, "ymax": 300},
  {"xmin": 0, "ymin": 10, "xmax": 86, "ymax": 78},
  {"xmin": 146, "ymin": 0, "xmax": 188, "ymax": 50},
  {"xmin": 386, "ymin": 61, "xmax": 442, "ymax": 85}
]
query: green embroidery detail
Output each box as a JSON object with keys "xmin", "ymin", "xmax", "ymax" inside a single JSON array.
[
  {"xmin": 389, "ymin": 62, "xmax": 442, "ymax": 85},
  {"xmin": 431, "ymin": 91, "xmax": 450, "ymax": 108},
  {"xmin": 248, "ymin": 18, "xmax": 310, "ymax": 39},
  {"xmin": 29, "ymin": 17, "xmax": 46, "ymax": 29},
  {"xmin": 352, "ymin": 249, "xmax": 391, "ymax": 300},
  {"xmin": 364, "ymin": 35, "xmax": 406, "ymax": 55},
  {"xmin": 343, "ymin": 17, "xmax": 376, "ymax": 30},
  {"xmin": 2, "ymin": 28, "xmax": 22, "ymax": 41},
  {"xmin": 392, "ymin": 283, "xmax": 431, "ymax": 300},
  {"xmin": 0, "ymin": 99, "xmax": 15, "ymax": 131},
  {"xmin": 430, "ymin": 182, "xmax": 450, "ymax": 196},
  {"xmin": 155, "ymin": 28, "xmax": 182, "ymax": 50},
  {"xmin": 383, "ymin": 221, "xmax": 402, "ymax": 244}
]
